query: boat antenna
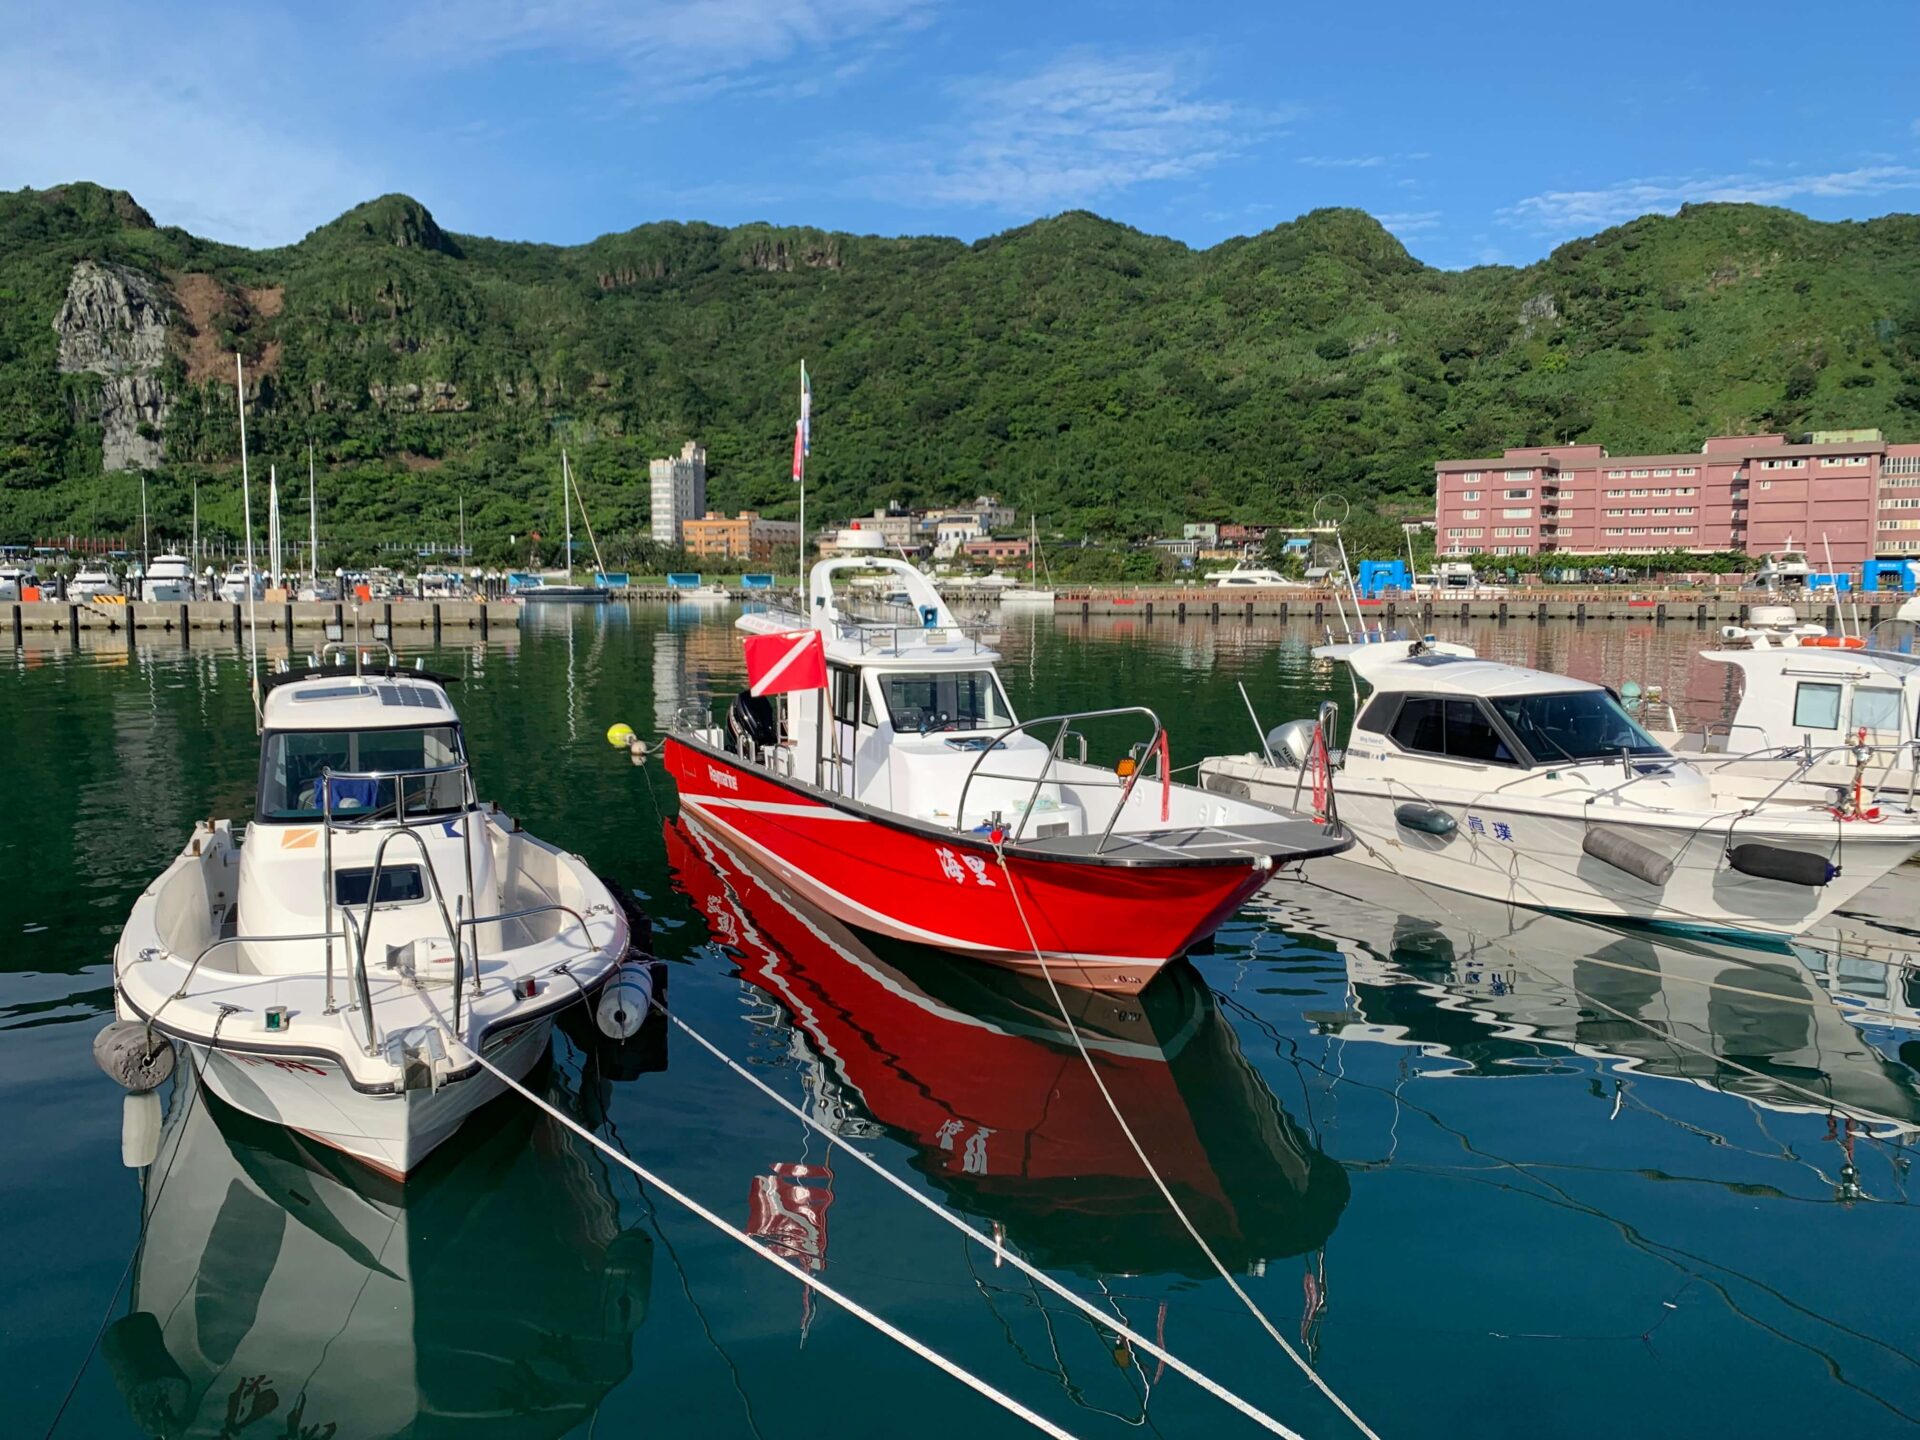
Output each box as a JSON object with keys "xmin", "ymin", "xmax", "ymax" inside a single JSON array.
[{"xmin": 235, "ymin": 354, "xmax": 261, "ymax": 727}]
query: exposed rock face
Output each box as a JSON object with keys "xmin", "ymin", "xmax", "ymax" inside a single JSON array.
[
  {"xmin": 739, "ymin": 236, "xmax": 843, "ymax": 272},
  {"xmin": 1518, "ymin": 291, "xmax": 1561, "ymax": 336},
  {"xmin": 54, "ymin": 260, "xmax": 171, "ymax": 471},
  {"xmin": 368, "ymin": 379, "xmax": 470, "ymax": 412}
]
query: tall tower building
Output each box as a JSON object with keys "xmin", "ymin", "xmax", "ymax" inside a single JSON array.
[{"xmin": 649, "ymin": 441, "xmax": 708, "ymax": 547}]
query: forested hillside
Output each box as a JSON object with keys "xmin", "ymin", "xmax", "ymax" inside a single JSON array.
[{"xmin": 3, "ymin": 181, "xmax": 1917, "ymax": 563}]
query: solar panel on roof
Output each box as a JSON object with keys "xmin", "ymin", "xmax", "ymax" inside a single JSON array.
[{"xmin": 377, "ymin": 686, "xmax": 404, "ymax": 706}]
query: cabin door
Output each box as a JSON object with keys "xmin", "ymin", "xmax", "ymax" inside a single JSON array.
[{"xmin": 828, "ymin": 664, "xmax": 861, "ymax": 796}]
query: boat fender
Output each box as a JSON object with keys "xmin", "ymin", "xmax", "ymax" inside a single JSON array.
[
  {"xmin": 1726, "ymin": 842, "xmax": 1837, "ymax": 887},
  {"xmin": 1581, "ymin": 828, "xmax": 1677, "ymax": 887},
  {"xmin": 122, "ymin": 1091, "xmax": 162, "ymax": 1169},
  {"xmin": 100, "ymin": 1312, "xmax": 188, "ymax": 1434},
  {"xmin": 596, "ymin": 960, "xmax": 657, "ymax": 1040},
  {"xmin": 93, "ymin": 1020, "xmax": 176, "ymax": 1093},
  {"xmin": 1394, "ymin": 802, "xmax": 1458, "ymax": 837}
]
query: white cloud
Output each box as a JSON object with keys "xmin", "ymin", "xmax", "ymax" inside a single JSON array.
[
  {"xmin": 395, "ymin": 0, "xmax": 933, "ymax": 98},
  {"xmin": 857, "ymin": 48, "xmax": 1279, "ymax": 213},
  {"xmin": 1506, "ymin": 165, "xmax": 1920, "ymax": 234},
  {"xmin": 0, "ymin": 11, "xmax": 383, "ymax": 246},
  {"xmin": 1378, "ymin": 210, "xmax": 1442, "ymax": 236}
]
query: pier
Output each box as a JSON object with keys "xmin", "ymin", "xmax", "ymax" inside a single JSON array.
[
  {"xmin": 6, "ymin": 598, "xmax": 519, "ymax": 643},
  {"xmin": 1048, "ymin": 587, "xmax": 1873, "ymax": 627}
]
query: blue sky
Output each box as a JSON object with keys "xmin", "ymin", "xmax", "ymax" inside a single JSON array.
[{"xmin": 4, "ymin": 0, "xmax": 1917, "ymax": 268}]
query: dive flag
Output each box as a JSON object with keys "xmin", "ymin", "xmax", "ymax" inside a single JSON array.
[{"xmin": 745, "ymin": 629, "xmax": 827, "ymax": 697}]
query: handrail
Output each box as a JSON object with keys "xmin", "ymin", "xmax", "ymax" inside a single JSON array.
[
  {"xmin": 170, "ymin": 929, "xmax": 350, "ymax": 999},
  {"xmin": 953, "ymin": 705, "xmax": 1165, "ymax": 852}
]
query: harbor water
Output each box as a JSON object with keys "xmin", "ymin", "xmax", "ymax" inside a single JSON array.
[{"xmin": 3, "ymin": 605, "xmax": 1917, "ymax": 1438}]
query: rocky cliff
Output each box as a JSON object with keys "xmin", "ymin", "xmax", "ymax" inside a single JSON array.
[{"xmin": 54, "ymin": 259, "xmax": 170, "ymax": 472}]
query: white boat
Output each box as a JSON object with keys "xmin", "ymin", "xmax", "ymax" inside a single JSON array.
[
  {"xmin": 69, "ymin": 566, "xmax": 122, "ymax": 601},
  {"xmin": 0, "ymin": 563, "xmax": 38, "ymax": 600},
  {"xmin": 106, "ymin": 1059, "xmax": 650, "ymax": 1438},
  {"xmin": 1198, "ymin": 637, "xmax": 1920, "ymax": 943},
  {"xmin": 1207, "ymin": 561, "xmax": 1300, "ymax": 589},
  {"xmin": 667, "ymin": 581, "xmax": 732, "ymax": 604},
  {"xmin": 1653, "ymin": 597, "xmax": 1920, "ymax": 808},
  {"xmin": 522, "ymin": 450, "xmax": 609, "ymax": 604},
  {"xmin": 140, "ymin": 553, "xmax": 196, "ymax": 603},
  {"xmin": 997, "ymin": 518, "xmax": 1055, "ymax": 603},
  {"xmin": 1750, "ymin": 546, "xmax": 1816, "ymax": 593},
  {"xmin": 111, "ymin": 657, "xmax": 631, "ymax": 1177},
  {"xmin": 218, "ymin": 563, "xmax": 265, "ymax": 603},
  {"xmin": 999, "ymin": 585, "xmax": 1055, "ymax": 605}
]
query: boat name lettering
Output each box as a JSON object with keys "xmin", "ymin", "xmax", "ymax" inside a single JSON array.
[
  {"xmin": 934, "ymin": 847, "xmax": 998, "ymax": 887},
  {"xmin": 707, "ymin": 766, "xmax": 740, "ymax": 792},
  {"xmin": 1466, "ymin": 815, "xmax": 1515, "ymax": 842}
]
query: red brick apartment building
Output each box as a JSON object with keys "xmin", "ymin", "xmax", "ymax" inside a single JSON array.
[{"xmin": 1434, "ymin": 430, "xmax": 1920, "ymax": 569}]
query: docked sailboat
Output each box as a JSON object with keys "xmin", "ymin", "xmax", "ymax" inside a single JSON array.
[
  {"xmin": 110, "ymin": 652, "xmax": 631, "ymax": 1176},
  {"xmin": 1198, "ymin": 638, "xmax": 1920, "ymax": 943},
  {"xmin": 663, "ymin": 546, "xmax": 1351, "ymax": 991},
  {"xmin": 521, "ymin": 450, "xmax": 610, "ymax": 603}
]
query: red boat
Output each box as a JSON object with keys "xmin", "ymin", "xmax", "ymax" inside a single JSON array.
[
  {"xmin": 666, "ymin": 817, "xmax": 1349, "ymax": 1277},
  {"xmin": 664, "ymin": 547, "xmax": 1349, "ymax": 992}
]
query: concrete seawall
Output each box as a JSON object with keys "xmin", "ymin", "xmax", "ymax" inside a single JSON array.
[{"xmin": 1050, "ymin": 588, "xmax": 1876, "ymax": 627}]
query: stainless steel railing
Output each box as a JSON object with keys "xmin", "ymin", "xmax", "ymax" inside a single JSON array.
[{"xmin": 953, "ymin": 706, "xmax": 1166, "ymax": 853}]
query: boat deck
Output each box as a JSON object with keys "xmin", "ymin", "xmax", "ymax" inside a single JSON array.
[{"xmin": 1015, "ymin": 817, "xmax": 1349, "ymax": 867}]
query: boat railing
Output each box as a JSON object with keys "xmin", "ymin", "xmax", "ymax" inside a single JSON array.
[
  {"xmin": 954, "ymin": 706, "xmax": 1166, "ymax": 853},
  {"xmin": 828, "ymin": 615, "xmax": 1000, "ymax": 656},
  {"xmin": 1595, "ymin": 736, "xmax": 1920, "ymax": 812}
]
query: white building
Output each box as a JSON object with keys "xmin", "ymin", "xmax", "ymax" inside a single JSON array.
[{"xmin": 649, "ymin": 441, "xmax": 708, "ymax": 547}]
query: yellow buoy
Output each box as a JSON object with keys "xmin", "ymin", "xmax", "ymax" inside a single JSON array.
[{"xmin": 606, "ymin": 722, "xmax": 636, "ymax": 749}]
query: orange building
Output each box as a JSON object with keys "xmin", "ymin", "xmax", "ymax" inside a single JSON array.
[{"xmin": 681, "ymin": 510, "xmax": 801, "ymax": 562}]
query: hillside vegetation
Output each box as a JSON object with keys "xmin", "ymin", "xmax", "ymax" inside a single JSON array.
[{"xmin": 3, "ymin": 182, "xmax": 1918, "ymax": 564}]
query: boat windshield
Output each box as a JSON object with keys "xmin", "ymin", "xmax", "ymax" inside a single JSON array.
[
  {"xmin": 1486, "ymin": 690, "xmax": 1666, "ymax": 764},
  {"xmin": 257, "ymin": 725, "xmax": 468, "ymax": 821},
  {"xmin": 878, "ymin": 670, "xmax": 1015, "ymax": 733}
]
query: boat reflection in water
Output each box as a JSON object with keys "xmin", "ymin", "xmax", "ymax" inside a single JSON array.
[
  {"xmin": 1259, "ymin": 864, "xmax": 1920, "ymax": 1134},
  {"xmin": 666, "ymin": 816, "xmax": 1349, "ymax": 1280},
  {"xmin": 105, "ymin": 1061, "xmax": 651, "ymax": 1439}
]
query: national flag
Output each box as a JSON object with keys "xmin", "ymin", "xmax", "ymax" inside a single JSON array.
[
  {"xmin": 799, "ymin": 359, "xmax": 811, "ymax": 456},
  {"xmin": 791, "ymin": 418, "xmax": 804, "ymax": 482},
  {"xmin": 744, "ymin": 628, "xmax": 827, "ymax": 697}
]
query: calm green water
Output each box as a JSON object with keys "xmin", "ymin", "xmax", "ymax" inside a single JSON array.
[{"xmin": 4, "ymin": 606, "xmax": 1918, "ymax": 1439}]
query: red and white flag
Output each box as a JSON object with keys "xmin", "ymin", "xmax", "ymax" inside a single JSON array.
[{"xmin": 744, "ymin": 629, "xmax": 827, "ymax": 697}]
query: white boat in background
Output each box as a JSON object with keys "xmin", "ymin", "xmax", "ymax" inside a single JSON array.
[
  {"xmin": 667, "ymin": 579, "xmax": 732, "ymax": 604},
  {"xmin": 140, "ymin": 554, "xmax": 196, "ymax": 603},
  {"xmin": 0, "ymin": 562, "xmax": 38, "ymax": 600},
  {"xmin": 111, "ymin": 654, "xmax": 631, "ymax": 1177},
  {"xmin": 521, "ymin": 450, "xmax": 610, "ymax": 604},
  {"xmin": 1653, "ymin": 596, "xmax": 1920, "ymax": 808},
  {"xmin": 1207, "ymin": 560, "xmax": 1300, "ymax": 589},
  {"xmin": 69, "ymin": 566, "xmax": 121, "ymax": 600},
  {"xmin": 219, "ymin": 563, "xmax": 264, "ymax": 603},
  {"xmin": 1199, "ymin": 638, "xmax": 1920, "ymax": 943},
  {"xmin": 1750, "ymin": 546, "xmax": 1816, "ymax": 593},
  {"xmin": 998, "ymin": 518, "xmax": 1055, "ymax": 604}
]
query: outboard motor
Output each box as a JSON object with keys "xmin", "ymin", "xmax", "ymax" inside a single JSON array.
[
  {"xmin": 725, "ymin": 690, "xmax": 778, "ymax": 756},
  {"xmin": 1266, "ymin": 718, "xmax": 1319, "ymax": 769}
]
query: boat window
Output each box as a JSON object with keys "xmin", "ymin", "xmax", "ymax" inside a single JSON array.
[
  {"xmin": 878, "ymin": 670, "xmax": 1015, "ymax": 733},
  {"xmin": 1386, "ymin": 696, "xmax": 1517, "ymax": 763},
  {"xmin": 1486, "ymin": 690, "xmax": 1665, "ymax": 762},
  {"xmin": 1356, "ymin": 693, "xmax": 1401, "ymax": 733},
  {"xmin": 830, "ymin": 665, "xmax": 862, "ymax": 728},
  {"xmin": 258, "ymin": 725, "xmax": 467, "ymax": 821},
  {"xmin": 333, "ymin": 865, "xmax": 425, "ymax": 907},
  {"xmin": 1792, "ymin": 682, "xmax": 1842, "ymax": 730},
  {"xmin": 1852, "ymin": 687, "xmax": 1902, "ymax": 734}
]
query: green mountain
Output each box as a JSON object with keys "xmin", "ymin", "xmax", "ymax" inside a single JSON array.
[{"xmin": 4, "ymin": 180, "xmax": 1918, "ymax": 563}]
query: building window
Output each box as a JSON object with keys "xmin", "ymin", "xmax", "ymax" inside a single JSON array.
[
  {"xmin": 1505, "ymin": 489, "xmax": 1533, "ymax": 500},
  {"xmin": 1461, "ymin": 490, "xmax": 1481, "ymax": 501},
  {"xmin": 1505, "ymin": 469, "xmax": 1532, "ymax": 480},
  {"xmin": 1606, "ymin": 469, "xmax": 1626, "ymax": 479},
  {"xmin": 1653, "ymin": 468, "xmax": 1672, "ymax": 477},
  {"xmin": 1462, "ymin": 471, "xmax": 1483, "ymax": 482},
  {"xmin": 1460, "ymin": 510, "xmax": 1481, "ymax": 519},
  {"xmin": 1630, "ymin": 469, "xmax": 1649, "ymax": 478},
  {"xmin": 1677, "ymin": 467, "xmax": 1697, "ymax": 476},
  {"xmin": 1502, "ymin": 507, "xmax": 1532, "ymax": 518}
]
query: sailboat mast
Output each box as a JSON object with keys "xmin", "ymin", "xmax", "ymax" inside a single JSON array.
[
  {"xmin": 235, "ymin": 354, "xmax": 261, "ymax": 725},
  {"xmin": 140, "ymin": 474, "xmax": 150, "ymax": 573},
  {"xmin": 268, "ymin": 464, "xmax": 282, "ymax": 589},
  {"xmin": 308, "ymin": 442, "xmax": 318, "ymax": 586},
  {"xmin": 562, "ymin": 449, "xmax": 574, "ymax": 584}
]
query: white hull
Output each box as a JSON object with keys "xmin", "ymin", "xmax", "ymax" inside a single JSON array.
[
  {"xmin": 998, "ymin": 588, "xmax": 1055, "ymax": 605},
  {"xmin": 191, "ymin": 1019, "xmax": 552, "ymax": 1179},
  {"xmin": 141, "ymin": 580, "xmax": 193, "ymax": 603},
  {"xmin": 1202, "ymin": 754, "xmax": 1920, "ymax": 939}
]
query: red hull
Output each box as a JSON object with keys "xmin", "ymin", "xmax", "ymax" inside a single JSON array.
[{"xmin": 665, "ymin": 736, "xmax": 1273, "ymax": 990}]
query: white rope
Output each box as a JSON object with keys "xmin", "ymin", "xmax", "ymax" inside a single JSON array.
[
  {"xmin": 993, "ymin": 848, "xmax": 1384, "ymax": 1440},
  {"xmin": 659, "ymin": 989, "xmax": 1310, "ymax": 1439},
  {"xmin": 416, "ymin": 990, "xmax": 1085, "ymax": 1440}
]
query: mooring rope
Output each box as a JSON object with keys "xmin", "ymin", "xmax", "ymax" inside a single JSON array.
[
  {"xmin": 416, "ymin": 988, "xmax": 1085, "ymax": 1440},
  {"xmin": 992, "ymin": 846, "xmax": 1385, "ymax": 1440}
]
